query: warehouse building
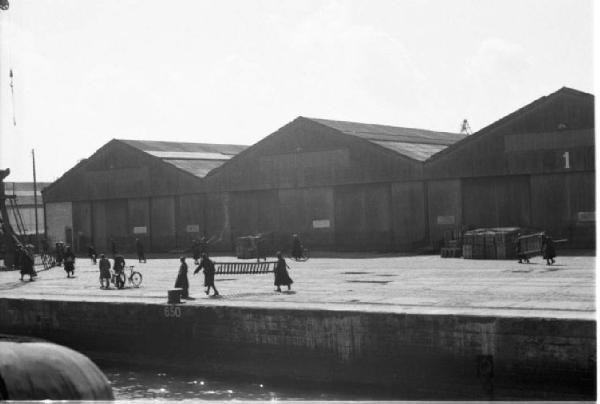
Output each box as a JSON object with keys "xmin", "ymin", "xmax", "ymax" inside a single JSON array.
[
  {"xmin": 204, "ymin": 117, "xmax": 464, "ymax": 251},
  {"xmin": 43, "ymin": 87, "xmax": 595, "ymax": 253},
  {"xmin": 42, "ymin": 139, "xmax": 246, "ymax": 253},
  {"xmin": 424, "ymin": 87, "xmax": 595, "ymax": 248}
]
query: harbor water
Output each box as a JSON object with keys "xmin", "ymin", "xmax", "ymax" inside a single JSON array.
[{"xmin": 100, "ymin": 363, "xmax": 365, "ymax": 400}]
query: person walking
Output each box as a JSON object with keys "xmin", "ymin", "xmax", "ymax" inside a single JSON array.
[
  {"xmin": 515, "ymin": 234, "xmax": 529, "ymax": 264},
  {"xmin": 88, "ymin": 244, "xmax": 97, "ymax": 264},
  {"xmin": 191, "ymin": 238, "xmax": 201, "ymax": 265},
  {"xmin": 274, "ymin": 251, "xmax": 293, "ymax": 292},
  {"xmin": 55, "ymin": 242, "xmax": 65, "ymax": 267},
  {"xmin": 194, "ymin": 253, "xmax": 219, "ymax": 296},
  {"xmin": 63, "ymin": 245, "xmax": 76, "ymax": 278},
  {"xmin": 19, "ymin": 245, "xmax": 36, "ymax": 282},
  {"xmin": 112, "ymin": 254, "xmax": 126, "ymax": 289},
  {"xmin": 110, "ymin": 238, "xmax": 117, "ymax": 258},
  {"xmin": 291, "ymin": 234, "xmax": 303, "ymax": 259},
  {"xmin": 136, "ymin": 238, "xmax": 146, "ymax": 263},
  {"xmin": 542, "ymin": 235, "xmax": 556, "ymax": 265},
  {"xmin": 175, "ymin": 256, "xmax": 190, "ymax": 299},
  {"xmin": 41, "ymin": 238, "xmax": 49, "ymax": 255},
  {"xmin": 98, "ymin": 254, "xmax": 112, "ymax": 289}
]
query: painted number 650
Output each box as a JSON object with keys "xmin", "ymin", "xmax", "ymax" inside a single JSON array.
[{"xmin": 164, "ymin": 306, "xmax": 182, "ymax": 318}]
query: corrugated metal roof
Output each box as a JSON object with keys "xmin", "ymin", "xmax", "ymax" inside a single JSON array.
[
  {"xmin": 145, "ymin": 151, "xmax": 234, "ymax": 160},
  {"xmin": 119, "ymin": 139, "xmax": 246, "ymax": 155},
  {"xmin": 118, "ymin": 139, "xmax": 247, "ymax": 178},
  {"xmin": 371, "ymin": 141, "xmax": 448, "ymax": 161},
  {"xmin": 306, "ymin": 117, "xmax": 464, "ymax": 161},
  {"xmin": 164, "ymin": 159, "xmax": 228, "ymax": 178}
]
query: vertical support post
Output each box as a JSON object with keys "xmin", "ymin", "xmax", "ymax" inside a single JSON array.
[{"xmin": 32, "ymin": 149, "xmax": 39, "ymax": 251}]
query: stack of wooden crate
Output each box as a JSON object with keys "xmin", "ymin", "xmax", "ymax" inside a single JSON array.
[{"xmin": 462, "ymin": 227, "xmax": 522, "ymax": 260}]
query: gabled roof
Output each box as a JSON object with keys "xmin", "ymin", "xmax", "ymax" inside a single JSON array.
[
  {"xmin": 118, "ymin": 139, "xmax": 247, "ymax": 178},
  {"xmin": 426, "ymin": 86, "xmax": 594, "ymax": 162},
  {"xmin": 306, "ymin": 117, "xmax": 464, "ymax": 161}
]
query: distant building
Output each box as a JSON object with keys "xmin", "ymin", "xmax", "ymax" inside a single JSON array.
[
  {"xmin": 3, "ymin": 181, "xmax": 49, "ymax": 238},
  {"xmin": 43, "ymin": 87, "xmax": 595, "ymax": 253}
]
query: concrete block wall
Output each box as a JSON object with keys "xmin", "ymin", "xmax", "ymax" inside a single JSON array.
[{"xmin": 0, "ymin": 298, "xmax": 594, "ymax": 400}]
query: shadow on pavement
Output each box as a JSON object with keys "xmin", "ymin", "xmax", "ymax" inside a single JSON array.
[{"xmin": 0, "ymin": 280, "xmax": 31, "ymax": 291}]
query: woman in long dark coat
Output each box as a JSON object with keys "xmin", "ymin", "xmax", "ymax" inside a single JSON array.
[
  {"xmin": 194, "ymin": 253, "xmax": 219, "ymax": 296},
  {"xmin": 19, "ymin": 246, "xmax": 36, "ymax": 281},
  {"xmin": 63, "ymin": 246, "xmax": 76, "ymax": 278},
  {"xmin": 274, "ymin": 252, "xmax": 293, "ymax": 292},
  {"xmin": 175, "ymin": 256, "xmax": 190, "ymax": 298}
]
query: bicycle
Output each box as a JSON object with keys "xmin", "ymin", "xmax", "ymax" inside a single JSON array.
[
  {"xmin": 40, "ymin": 253, "xmax": 56, "ymax": 270},
  {"xmin": 111, "ymin": 265, "xmax": 143, "ymax": 289},
  {"xmin": 290, "ymin": 247, "xmax": 309, "ymax": 262}
]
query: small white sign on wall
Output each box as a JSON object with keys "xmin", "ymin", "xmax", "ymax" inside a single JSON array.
[
  {"xmin": 437, "ymin": 215, "xmax": 455, "ymax": 225},
  {"xmin": 312, "ymin": 219, "xmax": 330, "ymax": 229},
  {"xmin": 577, "ymin": 211, "xmax": 595, "ymax": 222},
  {"xmin": 186, "ymin": 224, "xmax": 200, "ymax": 233},
  {"xmin": 133, "ymin": 226, "xmax": 147, "ymax": 234}
]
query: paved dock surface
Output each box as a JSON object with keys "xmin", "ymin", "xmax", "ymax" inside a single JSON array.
[{"xmin": 0, "ymin": 253, "xmax": 595, "ymax": 319}]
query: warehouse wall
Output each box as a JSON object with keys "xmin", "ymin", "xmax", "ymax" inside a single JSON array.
[
  {"xmin": 176, "ymin": 194, "xmax": 204, "ymax": 250},
  {"xmin": 391, "ymin": 181, "xmax": 427, "ymax": 250},
  {"xmin": 45, "ymin": 202, "xmax": 73, "ymax": 246},
  {"xmin": 334, "ymin": 184, "xmax": 392, "ymax": 251},
  {"xmin": 461, "ymin": 176, "xmax": 531, "ymax": 229},
  {"xmin": 128, "ymin": 198, "xmax": 151, "ymax": 252},
  {"xmin": 204, "ymin": 192, "xmax": 232, "ymax": 252},
  {"xmin": 427, "ymin": 180, "xmax": 461, "ymax": 248},
  {"xmin": 530, "ymin": 171, "xmax": 595, "ymax": 245},
  {"xmin": 150, "ymin": 197, "xmax": 176, "ymax": 252},
  {"xmin": 91, "ymin": 201, "xmax": 107, "ymax": 252},
  {"xmin": 72, "ymin": 201, "xmax": 92, "ymax": 253}
]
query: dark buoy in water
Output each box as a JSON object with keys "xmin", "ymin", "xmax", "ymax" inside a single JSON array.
[{"xmin": 0, "ymin": 335, "xmax": 114, "ymax": 400}]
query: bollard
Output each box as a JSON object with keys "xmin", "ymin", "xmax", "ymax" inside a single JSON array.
[
  {"xmin": 0, "ymin": 338, "xmax": 114, "ymax": 400},
  {"xmin": 167, "ymin": 288, "xmax": 182, "ymax": 304}
]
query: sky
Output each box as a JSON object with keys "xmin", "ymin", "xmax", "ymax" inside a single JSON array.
[{"xmin": 0, "ymin": 0, "xmax": 595, "ymax": 182}]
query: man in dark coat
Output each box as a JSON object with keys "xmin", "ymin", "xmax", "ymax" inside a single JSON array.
[
  {"xmin": 515, "ymin": 234, "xmax": 529, "ymax": 264},
  {"xmin": 191, "ymin": 238, "xmax": 201, "ymax": 265},
  {"xmin": 113, "ymin": 254, "xmax": 126, "ymax": 289},
  {"xmin": 291, "ymin": 234, "xmax": 303, "ymax": 259},
  {"xmin": 55, "ymin": 242, "xmax": 64, "ymax": 266},
  {"xmin": 274, "ymin": 251, "xmax": 293, "ymax": 292},
  {"xmin": 199, "ymin": 236, "xmax": 209, "ymax": 256},
  {"xmin": 98, "ymin": 254, "xmax": 112, "ymax": 289},
  {"xmin": 63, "ymin": 245, "xmax": 76, "ymax": 278},
  {"xmin": 136, "ymin": 238, "xmax": 146, "ymax": 263},
  {"xmin": 542, "ymin": 235, "xmax": 556, "ymax": 265},
  {"xmin": 194, "ymin": 253, "xmax": 219, "ymax": 296},
  {"xmin": 175, "ymin": 256, "xmax": 190, "ymax": 298}
]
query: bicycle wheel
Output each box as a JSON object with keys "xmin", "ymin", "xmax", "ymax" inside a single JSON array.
[
  {"xmin": 116, "ymin": 272, "xmax": 126, "ymax": 289},
  {"xmin": 295, "ymin": 248, "xmax": 309, "ymax": 262},
  {"xmin": 130, "ymin": 271, "xmax": 142, "ymax": 288}
]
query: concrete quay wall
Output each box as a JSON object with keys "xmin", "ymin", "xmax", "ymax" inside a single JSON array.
[{"xmin": 0, "ymin": 298, "xmax": 595, "ymax": 399}]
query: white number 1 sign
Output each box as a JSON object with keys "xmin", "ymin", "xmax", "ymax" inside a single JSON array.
[{"xmin": 562, "ymin": 151, "xmax": 570, "ymax": 169}]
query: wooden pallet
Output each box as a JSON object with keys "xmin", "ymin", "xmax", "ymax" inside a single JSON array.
[{"xmin": 215, "ymin": 261, "xmax": 277, "ymax": 274}]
